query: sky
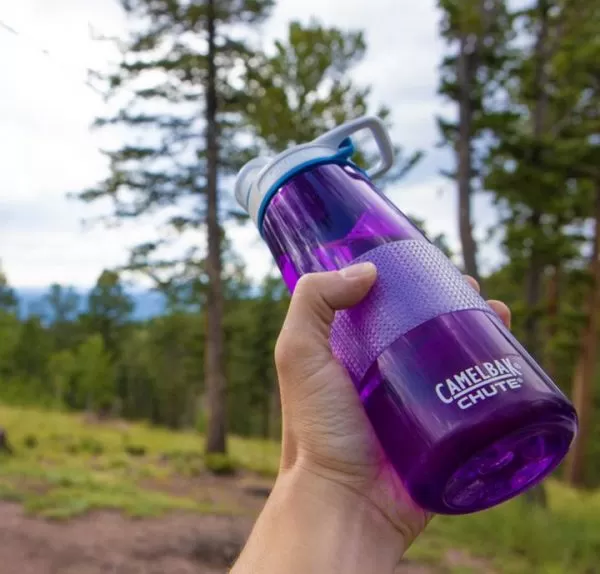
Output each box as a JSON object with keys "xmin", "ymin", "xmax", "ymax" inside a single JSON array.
[{"xmin": 0, "ymin": 0, "xmax": 501, "ymax": 289}]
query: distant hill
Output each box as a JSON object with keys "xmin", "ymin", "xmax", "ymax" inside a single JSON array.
[{"xmin": 15, "ymin": 288, "xmax": 166, "ymax": 320}]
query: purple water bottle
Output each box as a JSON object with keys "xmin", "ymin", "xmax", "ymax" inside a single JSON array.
[{"xmin": 234, "ymin": 116, "xmax": 577, "ymax": 514}]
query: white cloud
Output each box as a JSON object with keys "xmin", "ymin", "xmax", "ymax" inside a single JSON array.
[{"xmin": 0, "ymin": 0, "xmax": 498, "ymax": 288}]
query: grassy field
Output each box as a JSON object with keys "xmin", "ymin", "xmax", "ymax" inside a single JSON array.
[
  {"xmin": 0, "ymin": 404, "xmax": 598, "ymax": 573},
  {"xmin": 0, "ymin": 404, "xmax": 279, "ymax": 519},
  {"xmin": 408, "ymin": 481, "xmax": 600, "ymax": 573}
]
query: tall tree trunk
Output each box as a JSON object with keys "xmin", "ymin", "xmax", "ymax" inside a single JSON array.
[
  {"xmin": 204, "ymin": 0, "xmax": 227, "ymax": 455},
  {"xmin": 564, "ymin": 182, "xmax": 600, "ymax": 486},
  {"xmin": 545, "ymin": 263, "xmax": 561, "ymax": 380},
  {"xmin": 453, "ymin": 0, "xmax": 504, "ymax": 287},
  {"xmin": 523, "ymin": 0, "xmax": 551, "ymax": 507},
  {"xmin": 456, "ymin": 36, "xmax": 481, "ymax": 286},
  {"xmin": 523, "ymin": 228, "xmax": 546, "ymax": 506},
  {"xmin": 524, "ymin": 0, "xmax": 550, "ymax": 362},
  {"xmin": 523, "ymin": 212, "xmax": 543, "ymax": 362}
]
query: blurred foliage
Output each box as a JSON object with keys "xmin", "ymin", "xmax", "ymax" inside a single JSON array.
[
  {"xmin": 1, "ymin": 0, "xmax": 600, "ymax": 569},
  {"xmin": 0, "ymin": 267, "xmax": 287, "ymax": 440}
]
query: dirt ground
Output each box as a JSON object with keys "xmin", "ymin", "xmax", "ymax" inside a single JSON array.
[
  {"xmin": 0, "ymin": 501, "xmax": 449, "ymax": 574},
  {"xmin": 0, "ymin": 473, "xmax": 484, "ymax": 574}
]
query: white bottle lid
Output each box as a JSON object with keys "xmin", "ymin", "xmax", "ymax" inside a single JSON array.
[{"xmin": 234, "ymin": 116, "xmax": 395, "ymax": 228}]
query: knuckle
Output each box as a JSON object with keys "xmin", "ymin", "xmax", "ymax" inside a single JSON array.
[
  {"xmin": 274, "ymin": 336, "xmax": 293, "ymax": 377},
  {"xmin": 294, "ymin": 273, "xmax": 318, "ymax": 296},
  {"xmin": 274, "ymin": 329, "xmax": 313, "ymax": 375},
  {"xmin": 274, "ymin": 331, "xmax": 298, "ymax": 371}
]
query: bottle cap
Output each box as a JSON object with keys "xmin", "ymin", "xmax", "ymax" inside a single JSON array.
[{"xmin": 234, "ymin": 116, "xmax": 395, "ymax": 229}]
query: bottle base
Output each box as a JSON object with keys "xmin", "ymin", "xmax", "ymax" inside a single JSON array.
[{"xmin": 409, "ymin": 416, "xmax": 575, "ymax": 515}]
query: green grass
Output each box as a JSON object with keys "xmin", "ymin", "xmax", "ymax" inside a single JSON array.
[
  {"xmin": 407, "ymin": 480, "xmax": 600, "ymax": 573},
  {"xmin": 1, "ymin": 404, "xmax": 599, "ymax": 572},
  {"xmin": 0, "ymin": 403, "xmax": 280, "ymax": 519}
]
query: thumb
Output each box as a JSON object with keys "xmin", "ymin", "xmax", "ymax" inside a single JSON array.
[
  {"xmin": 285, "ymin": 262, "xmax": 377, "ymax": 338},
  {"xmin": 275, "ymin": 262, "xmax": 377, "ymax": 378}
]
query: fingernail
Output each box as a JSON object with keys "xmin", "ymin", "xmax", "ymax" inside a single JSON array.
[{"xmin": 340, "ymin": 262, "xmax": 377, "ymax": 279}]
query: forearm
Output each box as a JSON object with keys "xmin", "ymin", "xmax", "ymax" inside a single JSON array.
[{"xmin": 231, "ymin": 466, "xmax": 405, "ymax": 574}]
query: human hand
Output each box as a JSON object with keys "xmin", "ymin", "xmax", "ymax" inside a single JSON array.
[
  {"xmin": 273, "ymin": 263, "xmax": 511, "ymax": 554},
  {"xmin": 233, "ymin": 263, "xmax": 511, "ymax": 573}
]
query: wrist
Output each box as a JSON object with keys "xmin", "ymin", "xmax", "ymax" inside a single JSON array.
[
  {"xmin": 283, "ymin": 465, "xmax": 407, "ymax": 565},
  {"xmin": 233, "ymin": 464, "xmax": 406, "ymax": 573}
]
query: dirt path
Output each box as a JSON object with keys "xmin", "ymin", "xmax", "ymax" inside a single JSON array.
[
  {"xmin": 0, "ymin": 502, "xmax": 247, "ymax": 574},
  {"xmin": 0, "ymin": 471, "xmax": 492, "ymax": 574},
  {"xmin": 0, "ymin": 501, "xmax": 444, "ymax": 574}
]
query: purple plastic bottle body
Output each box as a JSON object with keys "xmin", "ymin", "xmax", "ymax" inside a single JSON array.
[{"xmin": 261, "ymin": 162, "xmax": 577, "ymax": 514}]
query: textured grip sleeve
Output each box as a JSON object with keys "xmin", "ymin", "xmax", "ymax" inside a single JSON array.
[{"xmin": 330, "ymin": 240, "xmax": 496, "ymax": 384}]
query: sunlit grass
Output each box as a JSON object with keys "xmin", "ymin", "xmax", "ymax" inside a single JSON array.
[
  {"xmin": 408, "ymin": 480, "xmax": 600, "ymax": 573},
  {"xmin": 1, "ymin": 404, "xmax": 599, "ymax": 572},
  {"xmin": 0, "ymin": 403, "xmax": 279, "ymax": 519}
]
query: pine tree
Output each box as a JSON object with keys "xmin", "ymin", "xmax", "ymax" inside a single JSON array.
[
  {"xmin": 242, "ymin": 20, "xmax": 422, "ymax": 181},
  {"xmin": 485, "ymin": 0, "xmax": 586, "ymax": 359},
  {"xmin": 12, "ymin": 315, "xmax": 52, "ymax": 385},
  {"xmin": 0, "ymin": 313, "xmax": 20, "ymax": 384},
  {"xmin": 44, "ymin": 285, "xmax": 81, "ymax": 351},
  {"xmin": 248, "ymin": 275, "xmax": 287, "ymax": 439},
  {"xmin": 48, "ymin": 350, "xmax": 77, "ymax": 408},
  {"xmin": 74, "ymin": 334, "xmax": 115, "ymax": 414},
  {"xmin": 79, "ymin": 0, "xmax": 274, "ymax": 453},
  {"xmin": 485, "ymin": 0, "xmax": 598, "ymax": 495},
  {"xmin": 549, "ymin": 0, "xmax": 600, "ymax": 486},
  {"xmin": 437, "ymin": 0, "xmax": 514, "ymax": 285},
  {"xmin": 145, "ymin": 312, "xmax": 204, "ymax": 429},
  {"xmin": 85, "ymin": 270, "xmax": 134, "ymax": 356},
  {"xmin": 0, "ymin": 264, "xmax": 18, "ymax": 314}
]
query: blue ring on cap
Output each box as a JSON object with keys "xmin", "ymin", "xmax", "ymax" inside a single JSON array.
[{"xmin": 257, "ymin": 138, "xmax": 363, "ymax": 234}]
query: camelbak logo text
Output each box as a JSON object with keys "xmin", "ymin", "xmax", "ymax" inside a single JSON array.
[{"xmin": 435, "ymin": 357, "xmax": 523, "ymax": 410}]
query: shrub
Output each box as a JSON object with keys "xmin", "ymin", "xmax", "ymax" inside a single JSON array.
[
  {"xmin": 124, "ymin": 444, "xmax": 146, "ymax": 457},
  {"xmin": 205, "ymin": 453, "xmax": 237, "ymax": 476},
  {"xmin": 79, "ymin": 437, "xmax": 105, "ymax": 456},
  {"xmin": 24, "ymin": 434, "xmax": 38, "ymax": 449}
]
